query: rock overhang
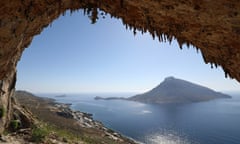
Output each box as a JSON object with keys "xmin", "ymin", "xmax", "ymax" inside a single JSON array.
[{"xmin": 0, "ymin": 0, "xmax": 240, "ymax": 81}]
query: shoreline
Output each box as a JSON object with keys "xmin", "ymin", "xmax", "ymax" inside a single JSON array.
[
  {"xmin": 53, "ymin": 102, "xmax": 140, "ymax": 143},
  {"xmin": 15, "ymin": 90, "xmax": 138, "ymax": 144}
]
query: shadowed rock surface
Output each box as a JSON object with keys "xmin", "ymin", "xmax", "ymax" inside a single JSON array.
[{"xmin": 129, "ymin": 77, "xmax": 231, "ymax": 104}]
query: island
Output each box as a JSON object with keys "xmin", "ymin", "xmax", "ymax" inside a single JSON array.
[
  {"xmin": 94, "ymin": 96, "xmax": 127, "ymax": 100},
  {"xmin": 95, "ymin": 76, "xmax": 231, "ymax": 104},
  {"xmin": 55, "ymin": 94, "xmax": 67, "ymax": 98}
]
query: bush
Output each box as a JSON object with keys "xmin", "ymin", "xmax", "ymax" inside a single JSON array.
[
  {"xmin": 0, "ymin": 107, "xmax": 5, "ymax": 118},
  {"xmin": 10, "ymin": 120, "xmax": 21, "ymax": 130},
  {"xmin": 31, "ymin": 126, "xmax": 49, "ymax": 143}
]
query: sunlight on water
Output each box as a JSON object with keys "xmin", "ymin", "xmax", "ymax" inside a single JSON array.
[
  {"xmin": 52, "ymin": 93, "xmax": 240, "ymax": 144},
  {"xmin": 130, "ymin": 102, "xmax": 146, "ymax": 108},
  {"xmin": 140, "ymin": 110, "xmax": 152, "ymax": 114},
  {"xmin": 75, "ymin": 101, "xmax": 106, "ymax": 107},
  {"xmin": 142, "ymin": 110, "xmax": 152, "ymax": 113},
  {"xmin": 145, "ymin": 130, "xmax": 198, "ymax": 144}
]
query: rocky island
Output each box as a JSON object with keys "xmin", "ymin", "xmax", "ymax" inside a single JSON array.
[
  {"xmin": 96, "ymin": 77, "xmax": 231, "ymax": 104},
  {"xmin": 130, "ymin": 77, "xmax": 231, "ymax": 104},
  {"xmin": 94, "ymin": 96, "xmax": 127, "ymax": 100}
]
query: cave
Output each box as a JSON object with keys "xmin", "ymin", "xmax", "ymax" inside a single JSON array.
[{"xmin": 0, "ymin": 0, "xmax": 239, "ymax": 133}]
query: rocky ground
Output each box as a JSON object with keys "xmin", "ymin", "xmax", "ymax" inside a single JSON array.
[{"xmin": 0, "ymin": 91, "xmax": 137, "ymax": 144}]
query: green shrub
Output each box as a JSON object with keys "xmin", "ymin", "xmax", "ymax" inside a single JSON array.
[
  {"xmin": 0, "ymin": 107, "xmax": 5, "ymax": 118},
  {"xmin": 31, "ymin": 126, "xmax": 48, "ymax": 143},
  {"xmin": 10, "ymin": 120, "xmax": 20, "ymax": 130}
]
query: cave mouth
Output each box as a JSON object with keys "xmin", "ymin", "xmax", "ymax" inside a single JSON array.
[
  {"xmin": 1, "ymin": 0, "xmax": 240, "ymax": 84},
  {"xmin": 16, "ymin": 10, "xmax": 240, "ymax": 94},
  {"xmin": 0, "ymin": 0, "xmax": 240, "ymax": 137}
]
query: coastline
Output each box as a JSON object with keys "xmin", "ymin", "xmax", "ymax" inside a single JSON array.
[
  {"xmin": 15, "ymin": 90, "xmax": 138, "ymax": 144},
  {"xmin": 53, "ymin": 102, "xmax": 138, "ymax": 143}
]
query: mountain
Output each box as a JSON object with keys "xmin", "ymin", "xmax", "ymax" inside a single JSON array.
[{"xmin": 129, "ymin": 77, "xmax": 231, "ymax": 104}]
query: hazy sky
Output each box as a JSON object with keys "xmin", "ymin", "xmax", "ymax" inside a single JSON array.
[{"xmin": 16, "ymin": 10, "xmax": 240, "ymax": 93}]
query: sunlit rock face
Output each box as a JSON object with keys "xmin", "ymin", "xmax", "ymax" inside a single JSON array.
[{"xmin": 0, "ymin": 0, "xmax": 239, "ymax": 132}]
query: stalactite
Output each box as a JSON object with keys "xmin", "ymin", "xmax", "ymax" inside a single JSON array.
[
  {"xmin": 164, "ymin": 34, "xmax": 167, "ymax": 42},
  {"xmin": 225, "ymin": 71, "xmax": 228, "ymax": 78},
  {"xmin": 87, "ymin": 7, "xmax": 92, "ymax": 15},
  {"xmin": 125, "ymin": 24, "xmax": 128, "ymax": 30},
  {"xmin": 178, "ymin": 42, "xmax": 182, "ymax": 49},
  {"xmin": 143, "ymin": 27, "xmax": 147, "ymax": 33},
  {"xmin": 70, "ymin": 9, "xmax": 73, "ymax": 15},
  {"xmin": 196, "ymin": 47, "xmax": 199, "ymax": 53},
  {"xmin": 83, "ymin": 8, "xmax": 87, "ymax": 15},
  {"xmin": 160, "ymin": 34, "xmax": 163, "ymax": 42},
  {"xmin": 186, "ymin": 42, "xmax": 190, "ymax": 48},
  {"xmin": 91, "ymin": 7, "xmax": 98, "ymax": 24},
  {"xmin": 156, "ymin": 32, "xmax": 160, "ymax": 42},
  {"xmin": 158, "ymin": 35, "xmax": 161, "ymax": 42},
  {"xmin": 210, "ymin": 63, "xmax": 213, "ymax": 69},
  {"xmin": 201, "ymin": 54, "xmax": 207, "ymax": 63},
  {"xmin": 166, "ymin": 35, "xmax": 173, "ymax": 44},
  {"xmin": 133, "ymin": 27, "xmax": 137, "ymax": 36},
  {"xmin": 151, "ymin": 31, "xmax": 155, "ymax": 40},
  {"xmin": 129, "ymin": 25, "xmax": 133, "ymax": 31}
]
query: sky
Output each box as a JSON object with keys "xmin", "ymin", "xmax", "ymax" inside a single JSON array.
[{"xmin": 16, "ymin": 10, "xmax": 240, "ymax": 93}]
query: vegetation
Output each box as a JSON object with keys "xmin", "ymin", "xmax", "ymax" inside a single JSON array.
[
  {"xmin": 30, "ymin": 122, "xmax": 92, "ymax": 143},
  {"xmin": 10, "ymin": 120, "xmax": 21, "ymax": 130},
  {"xmin": 0, "ymin": 106, "xmax": 5, "ymax": 118},
  {"xmin": 31, "ymin": 124, "xmax": 49, "ymax": 143},
  {"xmin": 14, "ymin": 91, "xmax": 136, "ymax": 144},
  {"xmin": 28, "ymin": 121, "xmax": 123, "ymax": 144}
]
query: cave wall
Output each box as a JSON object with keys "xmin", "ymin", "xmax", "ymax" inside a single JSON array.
[{"xmin": 0, "ymin": 0, "xmax": 239, "ymax": 133}]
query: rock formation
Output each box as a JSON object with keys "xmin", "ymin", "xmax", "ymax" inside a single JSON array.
[
  {"xmin": 129, "ymin": 76, "xmax": 231, "ymax": 104},
  {"xmin": 0, "ymin": 0, "xmax": 239, "ymax": 133}
]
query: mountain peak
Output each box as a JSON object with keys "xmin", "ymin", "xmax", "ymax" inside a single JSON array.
[
  {"xmin": 164, "ymin": 76, "xmax": 176, "ymax": 81},
  {"xmin": 129, "ymin": 77, "xmax": 231, "ymax": 104}
]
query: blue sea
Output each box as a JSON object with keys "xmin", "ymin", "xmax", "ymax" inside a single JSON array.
[{"xmin": 39, "ymin": 92, "xmax": 240, "ymax": 144}]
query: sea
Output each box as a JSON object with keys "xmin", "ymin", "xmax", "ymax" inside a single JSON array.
[{"xmin": 38, "ymin": 92, "xmax": 240, "ymax": 144}]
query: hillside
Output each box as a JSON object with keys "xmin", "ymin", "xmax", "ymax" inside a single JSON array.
[
  {"xmin": 8, "ymin": 91, "xmax": 137, "ymax": 144},
  {"xmin": 129, "ymin": 77, "xmax": 231, "ymax": 104}
]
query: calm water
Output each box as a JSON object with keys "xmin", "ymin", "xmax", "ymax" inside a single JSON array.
[{"xmin": 40, "ymin": 92, "xmax": 240, "ymax": 144}]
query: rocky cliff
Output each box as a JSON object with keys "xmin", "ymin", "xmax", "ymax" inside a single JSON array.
[{"xmin": 0, "ymin": 0, "xmax": 239, "ymax": 133}]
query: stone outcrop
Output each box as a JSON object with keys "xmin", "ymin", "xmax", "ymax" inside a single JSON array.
[{"xmin": 0, "ymin": 0, "xmax": 239, "ymax": 133}]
